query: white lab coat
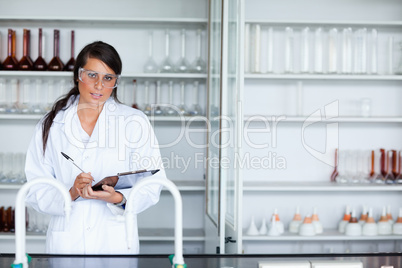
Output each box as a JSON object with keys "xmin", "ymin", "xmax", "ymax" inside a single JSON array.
[{"xmin": 25, "ymin": 96, "xmax": 166, "ymax": 254}]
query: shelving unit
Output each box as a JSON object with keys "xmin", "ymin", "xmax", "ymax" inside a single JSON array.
[
  {"xmin": 0, "ymin": 0, "xmax": 208, "ymax": 255},
  {"xmin": 239, "ymin": 0, "xmax": 402, "ymax": 254}
]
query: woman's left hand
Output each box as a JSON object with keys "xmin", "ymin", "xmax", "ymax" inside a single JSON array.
[{"xmin": 79, "ymin": 184, "xmax": 123, "ymax": 204}]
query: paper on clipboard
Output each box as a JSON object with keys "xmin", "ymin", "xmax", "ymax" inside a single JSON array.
[{"xmin": 92, "ymin": 169, "xmax": 160, "ymax": 191}]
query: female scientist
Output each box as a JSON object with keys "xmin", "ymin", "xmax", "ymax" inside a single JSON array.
[{"xmin": 25, "ymin": 41, "xmax": 166, "ymax": 254}]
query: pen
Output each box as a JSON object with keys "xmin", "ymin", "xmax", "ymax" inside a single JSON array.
[{"xmin": 61, "ymin": 152, "xmax": 86, "ymax": 173}]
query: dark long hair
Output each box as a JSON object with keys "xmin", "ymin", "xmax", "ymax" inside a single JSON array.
[{"xmin": 41, "ymin": 41, "xmax": 122, "ymax": 153}]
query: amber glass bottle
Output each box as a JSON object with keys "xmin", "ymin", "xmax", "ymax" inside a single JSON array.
[
  {"xmin": 34, "ymin": 28, "xmax": 48, "ymax": 71},
  {"xmin": 18, "ymin": 29, "xmax": 34, "ymax": 70},
  {"xmin": 63, "ymin": 30, "xmax": 75, "ymax": 71},
  {"xmin": 2, "ymin": 29, "xmax": 18, "ymax": 70},
  {"xmin": 48, "ymin": 29, "xmax": 64, "ymax": 71}
]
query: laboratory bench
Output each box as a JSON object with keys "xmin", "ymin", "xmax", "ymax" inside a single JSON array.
[{"xmin": 0, "ymin": 253, "xmax": 401, "ymax": 268}]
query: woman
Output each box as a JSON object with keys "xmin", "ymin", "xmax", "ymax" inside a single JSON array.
[{"xmin": 25, "ymin": 41, "xmax": 166, "ymax": 254}]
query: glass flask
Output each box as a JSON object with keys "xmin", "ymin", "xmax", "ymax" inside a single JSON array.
[
  {"xmin": 33, "ymin": 28, "xmax": 48, "ymax": 71},
  {"xmin": 18, "ymin": 29, "xmax": 34, "ymax": 70},
  {"xmin": 159, "ymin": 29, "xmax": 174, "ymax": 73},
  {"xmin": 48, "ymin": 29, "xmax": 64, "ymax": 71},
  {"xmin": 188, "ymin": 81, "xmax": 202, "ymax": 116},
  {"xmin": 175, "ymin": 29, "xmax": 190, "ymax": 73},
  {"xmin": 164, "ymin": 81, "xmax": 178, "ymax": 116},
  {"xmin": 63, "ymin": 30, "xmax": 75, "ymax": 71},
  {"xmin": 191, "ymin": 29, "xmax": 207, "ymax": 73},
  {"xmin": 143, "ymin": 31, "xmax": 158, "ymax": 73}
]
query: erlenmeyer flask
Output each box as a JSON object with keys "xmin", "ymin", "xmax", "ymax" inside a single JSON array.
[
  {"xmin": 175, "ymin": 29, "xmax": 190, "ymax": 73},
  {"xmin": 165, "ymin": 81, "xmax": 178, "ymax": 116},
  {"xmin": 191, "ymin": 29, "xmax": 206, "ymax": 73},
  {"xmin": 143, "ymin": 81, "xmax": 152, "ymax": 116},
  {"xmin": 188, "ymin": 81, "xmax": 202, "ymax": 116},
  {"xmin": 143, "ymin": 31, "xmax": 158, "ymax": 73},
  {"xmin": 154, "ymin": 80, "xmax": 164, "ymax": 116},
  {"xmin": 159, "ymin": 29, "xmax": 174, "ymax": 73},
  {"xmin": 177, "ymin": 81, "xmax": 188, "ymax": 116}
]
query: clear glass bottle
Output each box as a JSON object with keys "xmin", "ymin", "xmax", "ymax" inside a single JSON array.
[
  {"xmin": 143, "ymin": 31, "xmax": 158, "ymax": 73},
  {"xmin": 188, "ymin": 81, "xmax": 202, "ymax": 116},
  {"xmin": 178, "ymin": 81, "xmax": 188, "ymax": 116},
  {"xmin": 159, "ymin": 29, "xmax": 174, "ymax": 73},
  {"xmin": 191, "ymin": 29, "xmax": 206, "ymax": 73},
  {"xmin": 154, "ymin": 80, "xmax": 164, "ymax": 116},
  {"xmin": 175, "ymin": 29, "xmax": 190, "ymax": 73},
  {"xmin": 143, "ymin": 81, "xmax": 152, "ymax": 116},
  {"xmin": 164, "ymin": 81, "xmax": 178, "ymax": 116}
]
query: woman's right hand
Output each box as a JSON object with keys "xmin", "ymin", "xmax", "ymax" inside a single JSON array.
[{"xmin": 69, "ymin": 172, "xmax": 94, "ymax": 201}]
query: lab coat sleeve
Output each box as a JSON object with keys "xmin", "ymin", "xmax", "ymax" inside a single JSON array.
[
  {"xmin": 117, "ymin": 114, "xmax": 166, "ymax": 215},
  {"xmin": 24, "ymin": 122, "xmax": 68, "ymax": 216}
]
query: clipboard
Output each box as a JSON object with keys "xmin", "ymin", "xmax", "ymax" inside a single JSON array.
[{"xmin": 92, "ymin": 169, "xmax": 160, "ymax": 191}]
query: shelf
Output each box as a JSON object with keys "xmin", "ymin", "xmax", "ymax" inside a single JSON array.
[
  {"xmin": 0, "ymin": 114, "xmax": 208, "ymax": 122},
  {"xmin": 243, "ymin": 229, "xmax": 402, "ymax": 241},
  {"xmin": 244, "ymin": 74, "xmax": 402, "ymax": 81},
  {"xmin": 243, "ymin": 115, "xmax": 402, "ymax": 123},
  {"xmin": 243, "ymin": 181, "xmax": 402, "ymax": 192},
  {"xmin": 0, "ymin": 16, "xmax": 208, "ymax": 25},
  {"xmin": 0, "ymin": 71, "xmax": 207, "ymax": 79},
  {"xmin": 245, "ymin": 20, "xmax": 402, "ymax": 28},
  {"xmin": 0, "ymin": 228, "xmax": 205, "ymax": 242},
  {"xmin": 0, "ymin": 180, "xmax": 205, "ymax": 192},
  {"xmin": 139, "ymin": 228, "xmax": 204, "ymax": 241},
  {"xmin": 168, "ymin": 180, "xmax": 205, "ymax": 191}
]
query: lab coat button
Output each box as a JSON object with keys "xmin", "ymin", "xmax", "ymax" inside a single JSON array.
[{"xmin": 86, "ymin": 227, "xmax": 91, "ymax": 231}]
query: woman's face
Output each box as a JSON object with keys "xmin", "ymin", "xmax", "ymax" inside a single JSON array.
[{"xmin": 77, "ymin": 57, "xmax": 116, "ymax": 107}]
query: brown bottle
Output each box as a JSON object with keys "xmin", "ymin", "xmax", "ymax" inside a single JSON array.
[
  {"xmin": 63, "ymin": 30, "xmax": 75, "ymax": 71},
  {"xmin": 2, "ymin": 207, "xmax": 11, "ymax": 232},
  {"xmin": 10, "ymin": 207, "xmax": 15, "ymax": 233},
  {"xmin": 33, "ymin": 28, "xmax": 48, "ymax": 71},
  {"xmin": 2, "ymin": 29, "xmax": 18, "ymax": 70},
  {"xmin": 330, "ymin": 149, "xmax": 338, "ymax": 182},
  {"xmin": 0, "ymin": 207, "xmax": 4, "ymax": 231},
  {"xmin": 18, "ymin": 29, "xmax": 34, "ymax": 70},
  {"xmin": 48, "ymin": 29, "xmax": 64, "ymax": 71}
]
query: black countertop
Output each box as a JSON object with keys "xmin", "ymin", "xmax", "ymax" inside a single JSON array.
[{"xmin": 1, "ymin": 253, "xmax": 401, "ymax": 268}]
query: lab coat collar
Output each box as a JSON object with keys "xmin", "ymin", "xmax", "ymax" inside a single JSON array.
[
  {"xmin": 54, "ymin": 96, "xmax": 117, "ymax": 150},
  {"xmin": 53, "ymin": 96, "xmax": 117, "ymax": 124}
]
